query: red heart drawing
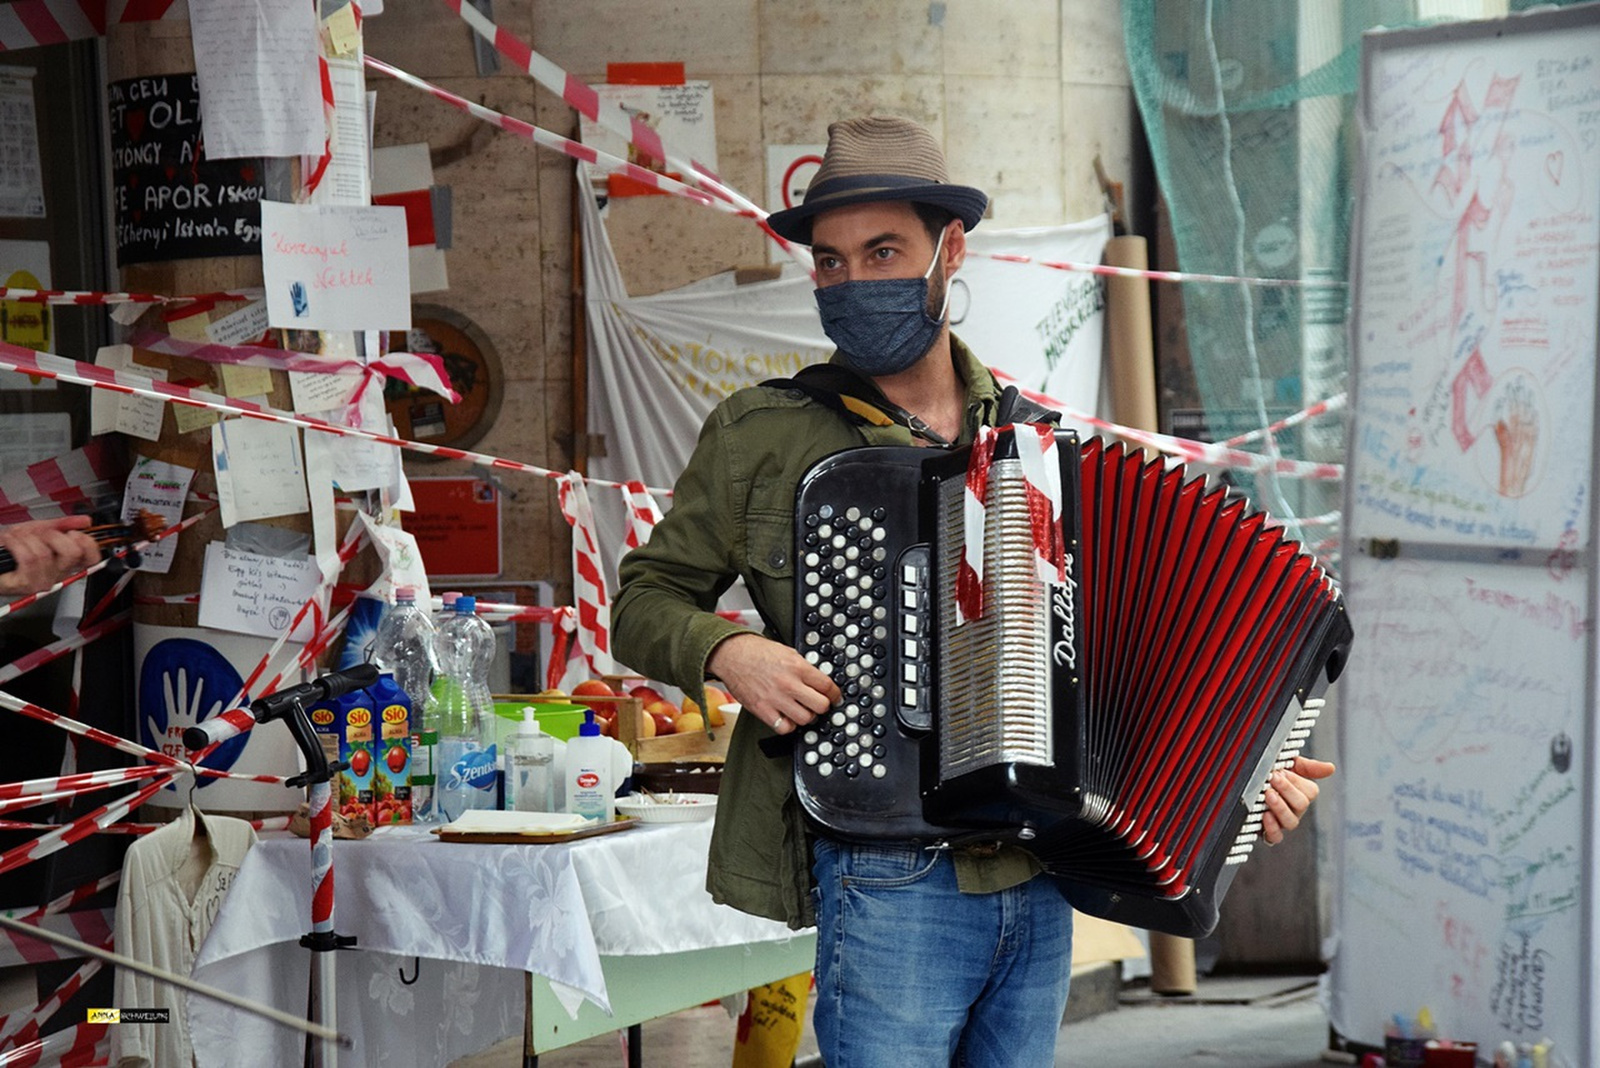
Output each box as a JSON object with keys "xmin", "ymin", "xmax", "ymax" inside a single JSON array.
[
  {"xmin": 240, "ymin": 165, "xmax": 256, "ymax": 183},
  {"xmin": 125, "ymin": 109, "xmax": 145, "ymax": 142},
  {"xmin": 1546, "ymin": 151, "xmax": 1564, "ymax": 185}
]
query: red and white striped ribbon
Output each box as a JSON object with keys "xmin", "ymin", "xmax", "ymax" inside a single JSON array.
[
  {"xmin": 5, "ymin": 872, "xmax": 120, "ymax": 925},
  {"xmin": 307, "ymin": 781, "xmax": 334, "ymax": 934},
  {"xmin": 0, "ymin": 286, "xmax": 262, "ymax": 307},
  {"xmin": 955, "ymin": 427, "xmax": 999, "ymax": 625},
  {"xmin": 0, "ymin": 1020, "xmax": 107, "ymax": 1067},
  {"xmin": 364, "ymin": 57, "xmax": 748, "ymax": 220},
  {"xmin": 0, "ymin": 342, "xmax": 672, "ymax": 494},
  {"xmin": 0, "ymin": 438, "xmax": 124, "ymax": 525},
  {"xmin": 556, "ymin": 473, "xmax": 613, "ymax": 677},
  {"xmin": 976, "ymin": 251, "xmax": 1347, "ymax": 290},
  {"xmin": 0, "ymin": 765, "xmax": 167, "ymax": 809},
  {"xmin": 620, "ymin": 480, "xmax": 663, "ymax": 550},
  {"xmin": 0, "ymin": 910, "xmax": 112, "ymax": 968},
  {"xmin": 0, "ymin": 0, "xmax": 182, "ymax": 52},
  {"xmin": 0, "ymin": 612, "xmax": 129, "ymax": 687},
  {"xmin": 989, "ymin": 369, "xmax": 1346, "ymax": 482},
  {"xmin": 433, "ymin": 0, "xmax": 804, "ymax": 261},
  {"xmin": 1010, "ymin": 424, "xmax": 1067, "ymax": 584},
  {"xmin": 0, "ymin": 773, "xmax": 175, "ymax": 878},
  {"xmin": 0, "ymin": 956, "xmax": 106, "ymax": 1054},
  {"xmin": 127, "ymin": 328, "xmax": 460, "ymax": 402},
  {"xmin": 302, "ymin": 50, "xmax": 336, "ymax": 200}
]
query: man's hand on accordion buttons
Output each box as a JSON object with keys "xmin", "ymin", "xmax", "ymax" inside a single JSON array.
[
  {"xmin": 1262, "ymin": 756, "xmax": 1336, "ymax": 845},
  {"xmin": 707, "ymin": 632, "xmax": 841, "ymax": 735}
]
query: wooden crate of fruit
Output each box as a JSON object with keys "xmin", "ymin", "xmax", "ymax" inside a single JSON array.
[{"xmin": 534, "ymin": 678, "xmax": 738, "ymax": 763}]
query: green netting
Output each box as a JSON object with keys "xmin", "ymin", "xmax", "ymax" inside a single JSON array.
[{"xmin": 1120, "ymin": 0, "xmax": 1586, "ymax": 570}]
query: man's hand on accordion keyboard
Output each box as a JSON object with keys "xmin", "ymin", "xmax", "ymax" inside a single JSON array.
[
  {"xmin": 707, "ymin": 632, "xmax": 841, "ymax": 735},
  {"xmin": 1261, "ymin": 756, "xmax": 1337, "ymax": 845}
]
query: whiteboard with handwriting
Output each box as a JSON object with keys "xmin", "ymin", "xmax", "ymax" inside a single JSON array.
[{"xmin": 1335, "ymin": 7, "xmax": 1599, "ymax": 1063}]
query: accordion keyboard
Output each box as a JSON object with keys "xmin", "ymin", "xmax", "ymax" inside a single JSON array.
[{"xmin": 795, "ymin": 502, "xmax": 934, "ymax": 782}]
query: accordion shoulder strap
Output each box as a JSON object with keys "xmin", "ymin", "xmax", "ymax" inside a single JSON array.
[{"xmin": 763, "ymin": 365, "xmax": 1061, "ymax": 442}]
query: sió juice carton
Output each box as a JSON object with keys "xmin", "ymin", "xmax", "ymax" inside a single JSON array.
[{"xmin": 367, "ymin": 673, "xmax": 413, "ymax": 825}]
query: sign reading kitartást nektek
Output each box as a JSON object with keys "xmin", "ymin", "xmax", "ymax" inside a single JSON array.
[{"xmin": 108, "ymin": 73, "xmax": 266, "ymax": 266}]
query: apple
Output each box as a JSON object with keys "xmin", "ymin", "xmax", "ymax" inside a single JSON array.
[
  {"xmin": 573, "ymin": 679, "xmax": 617, "ymax": 698},
  {"xmin": 643, "ymin": 699, "xmax": 678, "ymax": 738},
  {"xmin": 629, "ymin": 684, "xmax": 667, "ymax": 707},
  {"xmin": 347, "ymin": 748, "xmax": 371, "ymax": 777},
  {"xmin": 384, "ymin": 746, "xmax": 407, "ymax": 774},
  {"xmin": 636, "ymin": 709, "xmax": 657, "ymax": 739},
  {"xmin": 674, "ymin": 711, "xmax": 705, "ymax": 735}
]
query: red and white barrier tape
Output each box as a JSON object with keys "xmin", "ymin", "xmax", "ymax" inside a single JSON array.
[
  {"xmin": 0, "ymin": 773, "xmax": 174, "ymax": 878},
  {"xmin": 0, "ymin": 438, "xmax": 124, "ymax": 524},
  {"xmin": 0, "ymin": 0, "xmax": 181, "ymax": 53},
  {"xmin": 0, "ymin": 1020, "xmax": 106, "ymax": 1067},
  {"xmin": 1011, "ymin": 424, "xmax": 1067, "ymax": 584},
  {"xmin": 620, "ymin": 480, "xmax": 663, "ymax": 550},
  {"xmin": 0, "ymin": 954, "xmax": 105, "ymax": 1054},
  {"xmin": 0, "ymin": 285, "xmax": 262, "ymax": 307},
  {"xmin": 0, "ymin": 612, "xmax": 129, "ymax": 687},
  {"xmin": 0, "ymin": 766, "xmax": 166, "ymax": 809},
  {"xmin": 0, "ymin": 342, "xmax": 673, "ymax": 495},
  {"xmin": 1221, "ymin": 394, "xmax": 1346, "ymax": 448},
  {"xmin": 127, "ymin": 328, "xmax": 460, "ymax": 403},
  {"xmin": 3, "ymin": 871, "xmax": 120, "ymax": 925},
  {"xmin": 433, "ymin": 0, "xmax": 804, "ymax": 262},
  {"xmin": 0, "ymin": 909, "xmax": 112, "ymax": 968},
  {"xmin": 955, "ymin": 427, "xmax": 997, "ymax": 625},
  {"xmin": 364, "ymin": 57, "xmax": 747, "ymax": 219},
  {"xmin": 556, "ymin": 474, "xmax": 613, "ymax": 677},
  {"xmin": 977, "ymin": 251, "xmax": 1347, "ymax": 290},
  {"xmin": 990, "ymin": 369, "xmax": 1346, "ymax": 481}
]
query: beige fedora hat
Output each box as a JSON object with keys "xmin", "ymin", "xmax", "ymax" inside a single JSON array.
[{"xmin": 766, "ymin": 116, "xmax": 988, "ymax": 245}]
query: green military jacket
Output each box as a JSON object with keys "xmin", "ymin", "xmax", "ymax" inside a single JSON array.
[{"xmin": 612, "ymin": 338, "xmax": 1040, "ymax": 928}]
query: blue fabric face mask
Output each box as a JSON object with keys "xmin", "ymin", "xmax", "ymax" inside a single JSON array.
[{"xmin": 814, "ymin": 229, "xmax": 950, "ymax": 377}]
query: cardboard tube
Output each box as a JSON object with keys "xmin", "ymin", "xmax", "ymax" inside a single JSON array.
[
  {"xmin": 1149, "ymin": 930, "xmax": 1198, "ymax": 995},
  {"xmin": 1102, "ymin": 235, "xmax": 1160, "ymax": 435}
]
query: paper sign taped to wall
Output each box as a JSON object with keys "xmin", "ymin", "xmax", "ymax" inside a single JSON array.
[
  {"xmin": 122, "ymin": 456, "xmax": 196, "ymax": 574},
  {"xmin": 211, "ymin": 416, "xmax": 309, "ymax": 528},
  {"xmin": 197, "ymin": 542, "xmax": 321, "ymax": 641},
  {"xmin": 260, "ymin": 201, "xmax": 411, "ymax": 332}
]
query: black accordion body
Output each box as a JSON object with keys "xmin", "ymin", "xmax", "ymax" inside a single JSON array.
[{"xmin": 791, "ymin": 429, "xmax": 1353, "ymax": 937}]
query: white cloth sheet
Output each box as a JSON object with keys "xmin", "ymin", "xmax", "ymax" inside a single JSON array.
[{"xmin": 187, "ymin": 820, "xmax": 805, "ymax": 1067}]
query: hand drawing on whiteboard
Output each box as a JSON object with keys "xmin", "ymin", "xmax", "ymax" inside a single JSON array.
[{"xmin": 1352, "ymin": 43, "xmax": 1597, "ymax": 549}]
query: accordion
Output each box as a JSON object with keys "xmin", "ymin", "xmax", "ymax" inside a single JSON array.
[{"xmin": 791, "ymin": 428, "xmax": 1352, "ymax": 937}]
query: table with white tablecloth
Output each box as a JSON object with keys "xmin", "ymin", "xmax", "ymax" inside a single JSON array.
[{"xmin": 187, "ymin": 821, "xmax": 816, "ymax": 1067}]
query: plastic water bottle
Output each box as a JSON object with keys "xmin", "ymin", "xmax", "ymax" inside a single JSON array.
[
  {"xmin": 369, "ymin": 587, "xmax": 436, "ymax": 820},
  {"xmin": 429, "ymin": 595, "xmax": 498, "ymax": 822},
  {"xmin": 506, "ymin": 708, "xmax": 555, "ymax": 812}
]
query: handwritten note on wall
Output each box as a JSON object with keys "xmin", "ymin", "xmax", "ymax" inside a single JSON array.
[
  {"xmin": 197, "ymin": 543, "xmax": 321, "ymax": 642},
  {"xmin": 260, "ymin": 202, "xmax": 411, "ymax": 332}
]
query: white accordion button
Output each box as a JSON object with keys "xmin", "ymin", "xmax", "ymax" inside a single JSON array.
[
  {"xmin": 804, "ymin": 751, "xmax": 818, "ymax": 766},
  {"xmin": 818, "ymin": 762, "xmax": 833, "ymax": 777},
  {"xmin": 872, "ymin": 764, "xmax": 887, "ymax": 779}
]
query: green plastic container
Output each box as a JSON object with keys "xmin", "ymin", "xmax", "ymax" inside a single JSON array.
[{"xmin": 491, "ymin": 701, "xmax": 588, "ymax": 746}]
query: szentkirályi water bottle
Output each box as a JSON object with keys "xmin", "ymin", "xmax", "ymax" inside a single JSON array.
[
  {"xmin": 429, "ymin": 595, "xmax": 499, "ymax": 822},
  {"xmin": 368, "ymin": 587, "xmax": 438, "ymax": 820}
]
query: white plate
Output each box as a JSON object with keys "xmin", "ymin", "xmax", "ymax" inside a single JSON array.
[{"xmin": 616, "ymin": 792, "xmax": 718, "ymax": 823}]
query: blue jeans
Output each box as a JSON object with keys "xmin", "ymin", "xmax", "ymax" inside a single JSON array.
[{"xmin": 810, "ymin": 838, "xmax": 1074, "ymax": 1067}]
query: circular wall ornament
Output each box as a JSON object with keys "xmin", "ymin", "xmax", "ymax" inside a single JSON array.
[{"xmin": 384, "ymin": 304, "xmax": 504, "ymax": 456}]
